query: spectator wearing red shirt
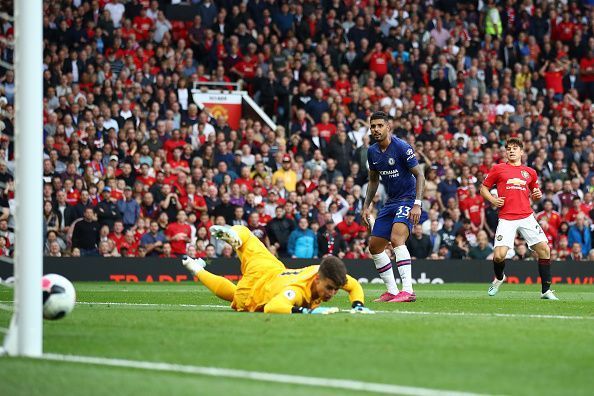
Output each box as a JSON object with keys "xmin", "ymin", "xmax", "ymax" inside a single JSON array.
[
  {"xmin": 539, "ymin": 59, "xmax": 567, "ymax": 95},
  {"xmin": 108, "ymin": 221, "xmax": 126, "ymax": 251},
  {"xmin": 557, "ymin": 12, "xmax": 577, "ymax": 43},
  {"xmin": 536, "ymin": 199, "xmax": 562, "ymax": 230},
  {"xmin": 168, "ymin": 147, "xmax": 190, "ymax": 175},
  {"xmin": 580, "ymin": 50, "xmax": 594, "ymax": 99},
  {"xmin": 316, "ymin": 112, "xmax": 337, "ymax": 143},
  {"xmin": 255, "ymin": 203, "xmax": 272, "ymax": 225},
  {"xmin": 137, "ymin": 163, "xmax": 156, "ymax": 188},
  {"xmin": 336, "ymin": 210, "xmax": 363, "ymax": 243},
  {"xmin": 334, "ymin": 71, "xmax": 351, "ymax": 94},
  {"xmin": 564, "ymin": 196, "xmax": 585, "ymax": 224},
  {"xmin": 120, "ymin": 230, "xmax": 140, "ymax": 256},
  {"xmin": 180, "ymin": 183, "xmax": 207, "ymax": 215},
  {"xmin": 133, "ymin": 9, "xmax": 153, "ymax": 42},
  {"xmin": 63, "ymin": 179, "xmax": 80, "ymax": 205},
  {"xmin": 580, "ymin": 192, "xmax": 594, "ymax": 214},
  {"xmin": 163, "ymin": 130, "xmax": 187, "ymax": 161},
  {"xmin": 234, "ymin": 167, "xmax": 255, "ymax": 192},
  {"xmin": 231, "ymin": 53, "xmax": 257, "ymax": 81},
  {"xmin": 165, "ymin": 210, "xmax": 192, "ymax": 256},
  {"xmin": 461, "ymin": 185, "xmax": 485, "ymax": 232},
  {"xmin": 365, "ymin": 42, "xmax": 392, "ymax": 78}
]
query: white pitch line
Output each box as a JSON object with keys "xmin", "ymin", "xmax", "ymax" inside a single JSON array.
[
  {"xmin": 41, "ymin": 353, "xmax": 483, "ymax": 396},
  {"xmin": 1, "ymin": 300, "xmax": 591, "ymax": 320},
  {"xmin": 69, "ymin": 301, "xmax": 594, "ymax": 320}
]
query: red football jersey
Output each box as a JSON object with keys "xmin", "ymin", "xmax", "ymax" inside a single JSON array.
[
  {"xmin": 536, "ymin": 210, "xmax": 561, "ymax": 230},
  {"xmin": 165, "ymin": 222, "xmax": 191, "ymax": 255},
  {"xmin": 461, "ymin": 195, "xmax": 484, "ymax": 226},
  {"xmin": 482, "ymin": 163, "xmax": 539, "ymax": 220}
]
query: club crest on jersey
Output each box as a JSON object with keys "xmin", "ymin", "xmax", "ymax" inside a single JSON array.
[
  {"xmin": 388, "ymin": 158, "xmax": 395, "ymax": 165},
  {"xmin": 284, "ymin": 290, "xmax": 296, "ymax": 300},
  {"xmin": 521, "ymin": 170, "xmax": 530, "ymax": 179},
  {"xmin": 496, "ymin": 235, "xmax": 503, "ymax": 241}
]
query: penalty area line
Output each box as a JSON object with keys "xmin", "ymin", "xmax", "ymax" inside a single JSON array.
[
  {"xmin": 40, "ymin": 353, "xmax": 483, "ymax": 396},
  {"xmin": 66, "ymin": 301, "xmax": 594, "ymax": 320}
]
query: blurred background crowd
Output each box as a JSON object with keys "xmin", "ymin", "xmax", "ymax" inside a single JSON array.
[{"xmin": 1, "ymin": 0, "xmax": 594, "ymax": 261}]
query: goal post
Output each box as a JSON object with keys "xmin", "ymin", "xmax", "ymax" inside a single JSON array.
[{"xmin": 1, "ymin": 0, "xmax": 44, "ymax": 357}]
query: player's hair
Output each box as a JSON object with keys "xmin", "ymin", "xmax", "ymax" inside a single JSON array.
[
  {"xmin": 505, "ymin": 138, "xmax": 523, "ymax": 150},
  {"xmin": 370, "ymin": 111, "xmax": 391, "ymax": 123},
  {"xmin": 319, "ymin": 256, "xmax": 348, "ymax": 287}
]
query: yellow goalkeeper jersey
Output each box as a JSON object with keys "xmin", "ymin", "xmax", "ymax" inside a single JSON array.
[{"xmin": 240, "ymin": 265, "xmax": 364, "ymax": 314}]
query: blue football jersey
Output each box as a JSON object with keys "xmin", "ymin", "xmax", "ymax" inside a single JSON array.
[{"xmin": 367, "ymin": 135, "xmax": 418, "ymax": 203}]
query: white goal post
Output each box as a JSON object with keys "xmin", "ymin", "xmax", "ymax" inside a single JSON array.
[{"xmin": 1, "ymin": 0, "xmax": 43, "ymax": 357}]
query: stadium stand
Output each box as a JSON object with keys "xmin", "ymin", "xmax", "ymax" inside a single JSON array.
[{"xmin": 1, "ymin": 0, "xmax": 594, "ymax": 261}]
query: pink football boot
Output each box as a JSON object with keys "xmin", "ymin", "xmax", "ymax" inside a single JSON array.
[
  {"xmin": 388, "ymin": 291, "xmax": 417, "ymax": 302},
  {"xmin": 373, "ymin": 292, "xmax": 398, "ymax": 302}
]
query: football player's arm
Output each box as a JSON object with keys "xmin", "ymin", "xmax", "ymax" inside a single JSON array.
[
  {"xmin": 363, "ymin": 170, "xmax": 380, "ymax": 209},
  {"xmin": 263, "ymin": 288, "xmax": 304, "ymax": 314},
  {"xmin": 480, "ymin": 168, "xmax": 503, "ymax": 207},
  {"xmin": 341, "ymin": 275, "xmax": 365, "ymax": 308},
  {"xmin": 480, "ymin": 184, "xmax": 499, "ymax": 206},
  {"xmin": 362, "ymin": 170, "xmax": 380, "ymax": 229},
  {"xmin": 410, "ymin": 165, "xmax": 425, "ymax": 202},
  {"xmin": 410, "ymin": 165, "xmax": 425, "ymax": 224},
  {"xmin": 529, "ymin": 169, "xmax": 542, "ymax": 200}
]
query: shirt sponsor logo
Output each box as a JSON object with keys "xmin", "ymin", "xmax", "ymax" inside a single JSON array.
[
  {"xmin": 505, "ymin": 178, "xmax": 527, "ymax": 190},
  {"xmin": 378, "ymin": 169, "xmax": 400, "ymax": 178}
]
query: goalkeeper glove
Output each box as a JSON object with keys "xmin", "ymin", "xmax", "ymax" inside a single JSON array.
[
  {"xmin": 350, "ymin": 301, "xmax": 375, "ymax": 314},
  {"xmin": 302, "ymin": 307, "xmax": 339, "ymax": 315}
]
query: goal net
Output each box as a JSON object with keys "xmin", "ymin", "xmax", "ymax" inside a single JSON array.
[{"xmin": 0, "ymin": 0, "xmax": 43, "ymax": 357}]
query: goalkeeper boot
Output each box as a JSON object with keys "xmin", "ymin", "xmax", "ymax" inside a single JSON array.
[
  {"xmin": 373, "ymin": 292, "xmax": 398, "ymax": 302},
  {"xmin": 182, "ymin": 256, "xmax": 207, "ymax": 275},
  {"xmin": 210, "ymin": 225, "xmax": 242, "ymax": 249},
  {"xmin": 388, "ymin": 291, "xmax": 417, "ymax": 302},
  {"xmin": 488, "ymin": 274, "xmax": 507, "ymax": 296},
  {"xmin": 541, "ymin": 290, "xmax": 559, "ymax": 300}
]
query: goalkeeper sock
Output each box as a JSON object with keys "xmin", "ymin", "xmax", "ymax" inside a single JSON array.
[
  {"xmin": 372, "ymin": 252, "xmax": 399, "ymax": 295},
  {"xmin": 494, "ymin": 259, "xmax": 505, "ymax": 281},
  {"xmin": 393, "ymin": 245, "xmax": 413, "ymax": 293},
  {"xmin": 538, "ymin": 258, "xmax": 552, "ymax": 293},
  {"xmin": 197, "ymin": 270, "xmax": 237, "ymax": 302}
]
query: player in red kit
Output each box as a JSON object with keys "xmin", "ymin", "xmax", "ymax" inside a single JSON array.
[{"xmin": 480, "ymin": 138, "xmax": 558, "ymax": 300}]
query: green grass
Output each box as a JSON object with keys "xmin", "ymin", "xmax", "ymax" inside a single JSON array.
[{"xmin": 1, "ymin": 283, "xmax": 593, "ymax": 395}]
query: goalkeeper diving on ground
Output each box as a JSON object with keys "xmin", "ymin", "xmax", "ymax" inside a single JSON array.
[{"xmin": 182, "ymin": 225, "xmax": 374, "ymax": 314}]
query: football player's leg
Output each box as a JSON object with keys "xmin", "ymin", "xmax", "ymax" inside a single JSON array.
[
  {"xmin": 489, "ymin": 219, "xmax": 517, "ymax": 296},
  {"xmin": 196, "ymin": 270, "xmax": 237, "ymax": 302},
  {"xmin": 231, "ymin": 225, "xmax": 285, "ymax": 275},
  {"xmin": 182, "ymin": 256, "xmax": 236, "ymax": 302},
  {"xmin": 390, "ymin": 221, "xmax": 416, "ymax": 301},
  {"xmin": 369, "ymin": 207, "xmax": 400, "ymax": 300},
  {"xmin": 520, "ymin": 217, "xmax": 556, "ymax": 298}
]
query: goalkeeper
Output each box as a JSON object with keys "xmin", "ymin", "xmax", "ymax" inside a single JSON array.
[{"xmin": 182, "ymin": 225, "xmax": 373, "ymax": 314}]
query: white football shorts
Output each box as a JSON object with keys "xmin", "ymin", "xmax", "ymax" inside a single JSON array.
[{"xmin": 494, "ymin": 215, "xmax": 548, "ymax": 249}]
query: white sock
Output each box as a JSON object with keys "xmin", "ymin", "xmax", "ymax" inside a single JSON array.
[
  {"xmin": 372, "ymin": 252, "xmax": 399, "ymax": 295},
  {"xmin": 393, "ymin": 245, "xmax": 413, "ymax": 293}
]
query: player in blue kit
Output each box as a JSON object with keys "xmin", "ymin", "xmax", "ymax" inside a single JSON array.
[{"xmin": 362, "ymin": 111, "xmax": 427, "ymax": 302}]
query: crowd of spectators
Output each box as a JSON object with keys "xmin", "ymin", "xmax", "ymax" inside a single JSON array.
[{"xmin": 1, "ymin": 0, "xmax": 594, "ymax": 261}]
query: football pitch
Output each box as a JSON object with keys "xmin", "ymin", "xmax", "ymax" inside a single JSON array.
[{"xmin": 1, "ymin": 282, "xmax": 592, "ymax": 396}]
